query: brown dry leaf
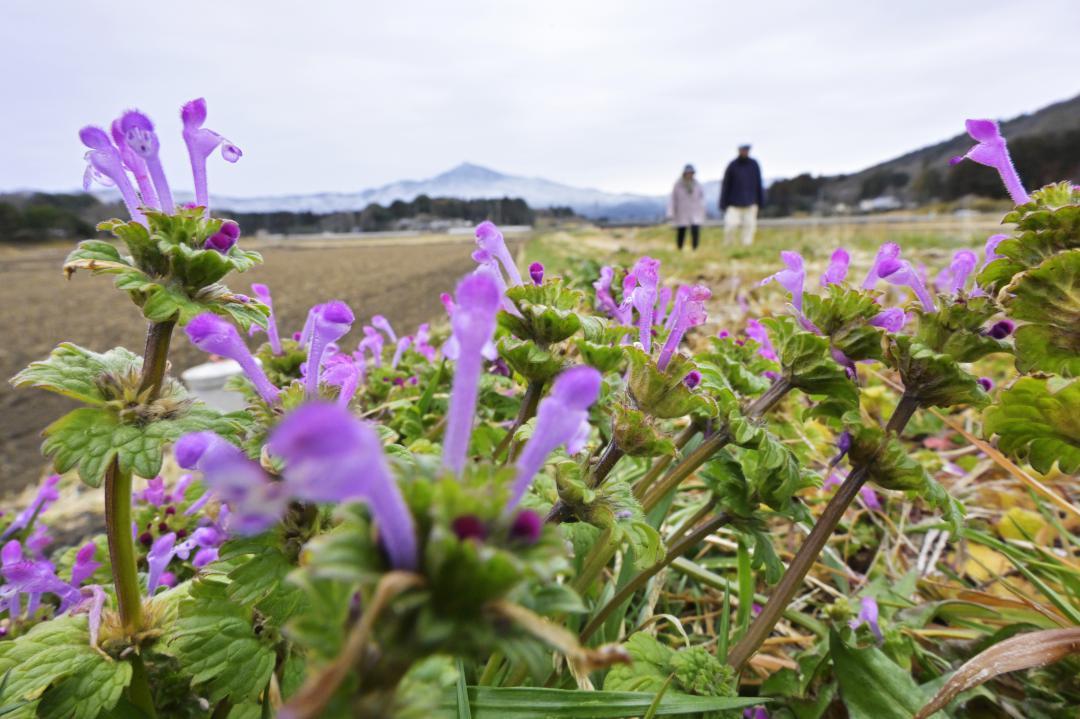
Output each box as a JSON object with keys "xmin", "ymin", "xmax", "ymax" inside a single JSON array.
[{"xmin": 915, "ymin": 627, "xmax": 1080, "ymax": 719}]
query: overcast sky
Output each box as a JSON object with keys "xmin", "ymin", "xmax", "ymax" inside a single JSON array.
[{"xmin": 3, "ymin": 0, "xmax": 1077, "ymax": 197}]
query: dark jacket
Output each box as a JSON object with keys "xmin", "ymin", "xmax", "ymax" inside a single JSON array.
[{"xmin": 719, "ymin": 157, "xmax": 764, "ymax": 210}]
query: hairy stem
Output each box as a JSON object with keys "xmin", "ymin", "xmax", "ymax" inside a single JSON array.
[
  {"xmin": 632, "ymin": 422, "xmax": 701, "ymax": 500},
  {"xmin": 545, "ymin": 440, "xmax": 626, "ymax": 523},
  {"xmin": 495, "ymin": 379, "xmax": 545, "ymax": 463},
  {"xmin": 641, "ymin": 378, "xmax": 792, "ymax": 513},
  {"xmin": 137, "ymin": 319, "xmax": 176, "ymax": 398},
  {"xmin": 580, "ymin": 512, "xmax": 731, "ymax": 641},
  {"xmin": 725, "ymin": 393, "xmax": 920, "ymax": 670},
  {"xmin": 105, "ymin": 459, "xmax": 142, "ymax": 634}
]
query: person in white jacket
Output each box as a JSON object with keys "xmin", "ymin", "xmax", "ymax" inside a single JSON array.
[{"xmin": 667, "ymin": 164, "xmax": 706, "ymax": 251}]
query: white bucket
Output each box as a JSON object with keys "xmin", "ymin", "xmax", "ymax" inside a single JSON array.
[{"xmin": 181, "ymin": 360, "xmax": 251, "ymax": 412}]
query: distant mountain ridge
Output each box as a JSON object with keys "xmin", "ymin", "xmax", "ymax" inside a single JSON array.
[{"xmin": 207, "ymin": 162, "xmax": 672, "ymax": 221}]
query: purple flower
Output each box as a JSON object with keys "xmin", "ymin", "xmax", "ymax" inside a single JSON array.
[
  {"xmin": 760, "ymin": 251, "xmax": 806, "ymax": 311},
  {"xmin": 860, "ymin": 486, "xmax": 882, "ymax": 512},
  {"xmin": 110, "ymin": 118, "xmax": 158, "ymax": 210},
  {"xmin": 443, "ymin": 273, "xmax": 502, "ymax": 476},
  {"xmin": 877, "ymin": 259, "xmax": 936, "ymax": 313},
  {"xmin": 950, "ymin": 119, "xmax": 1029, "ymax": 205},
  {"xmin": 79, "ymin": 126, "xmax": 146, "ymax": 224},
  {"xmin": 186, "ymin": 313, "xmax": 281, "ymax": 404},
  {"xmin": 72, "ymin": 585, "xmax": 106, "ymax": 647},
  {"xmin": 204, "ymin": 230, "xmax": 236, "ymax": 253},
  {"xmin": 476, "ymin": 221, "xmax": 523, "ymax": 286},
  {"xmin": 70, "ymin": 543, "xmax": 100, "ymax": 586},
  {"xmin": 181, "ymin": 98, "xmax": 241, "ymax": 215},
  {"xmin": 986, "ymin": 319, "xmax": 1015, "ymax": 340},
  {"xmin": 0, "ymin": 540, "xmax": 78, "ymax": 617},
  {"xmin": 821, "ymin": 248, "xmax": 850, "ymax": 286},
  {"xmin": 683, "ymin": 370, "xmax": 702, "ymax": 389},
  {"xmin": 935, "ymin": 250, "xmax": 978, "ymax": 294},
  {"xmin": 849, "ymin": 595, "xmax": 883, "ymax": 642},
  {"xmin": 322, "ymin": 354, "xmax": 361, "ymax": 407},
  {"xmin": 2, "ymin": 474, "xmax": 60, "ymax": 539},
  {"xmin": 303, "ymin": 301, "xmax": 355, "ymax": 398},
  {"xmin": 25, "ymin": 524, "xmax": 52, "ymax": 557},
  {"xmin": 452, "ymin": 515, "xmax": 488, "ymax": 542},
  {"xmin": 630, "ymin": 257, "xmax": 661, "ymax": 352},
  {"xmin": 473, "ymin": 249, "xmax": 520, "ymax": 316},
  {"xmin": 248, "ymin": 283, "xmax": 283, "ymax": 354},
  {"xmin": 655, "ymin": 286, "xmax": 674, "ymax": 329},
  {"xmin": 134, "ymin": 476, "xmax": 167, "ymax": 506},
  {"xmin": 978, "ymin": 376, "xmax": 994, "ymax": 392},
  {"xmin": 358, "ymin": 325, "xmax": 385, "ymax": 367},
  {"xmin": 870, "ymin": 307, "xmax": 906, "ymax": 333},
  {"xmin": 119, "ymin": 110, "xmax": 174, "ymax": 213},
  {"xmin": 658, "ymin": 284, "xmax": 710, "ymax": 371},
  {"xmin": 269, "ymin": 404, "xmax": 417, "ymax": 570},
  {"xmin": 175, "ymin": 432, "xmax": 288, "ymax": 534},
  {"xmin": 391, "ymin": 336, "xmax": 412, "ymax": 369},
  {"xmin": 509, "ymin": 509, "xmax": 543, "ymax": 544},
  {"xmin": 863, "ymin": 243, "xmax": 901, "ymax": 290},
  {"xmin": 594, "ymin": 266, "xmax": 628, "ymax": 323},
  {"xmin": 371, "ymin": 315, "xmax": 398, "ymax": 345},
  {"xmin": 146, "ymin": 532, "xmax": 177, "ymax": 595},
  {"xmin": 529, "ymin": 262, "xmax": 545, "ymax": 286},
  {"xmin": 981, "ymin": 233, "xmax": 1008, "ymax": 269},
  {"xmin": 664, "ymin": 286, "xmax": 689, "ymax": 332},
  {"xmin": 413, "ymin": 323, "xmax": 437, "ymax": 362},
  {"xmin": 507, "ymin": 366, "xmax": 601, "ymax": 510},
  {"xmin": 744, "ymin": 319, "xmax": 777, "ymax": 361},
  {"xmin": 744, "ymin": 708, "xmax": 769, "ymax": 719}
]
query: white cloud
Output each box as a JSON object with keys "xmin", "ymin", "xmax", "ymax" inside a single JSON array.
[{"xmin": 1, "ymin": 0, "xmax": 1076, "ymax": 197}]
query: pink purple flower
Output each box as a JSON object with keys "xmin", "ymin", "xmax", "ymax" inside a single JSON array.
[
  {"xmin": 413, "ymin": 323, "xmax": 437, "ymax": 361},
  {"xmin": 630, "ymin": 257, "xmax": 662, "ymax": 352},
  {"xmin": 2, "ymin": 474, "xmax": 60, "ymax": 540},
  {"xmin": 507, "ymin": 366, "xmax": 601, "ymax": 510},
  {"xmin": 744, "ymin": 319, "xmax": 777, "ymax": 361},
  {"xmin": 981, "ymin": 233, "xmax": 1008, "ymax": 269},
  {"xmin": 863, "ymin": 243, "xmax": 901, "ymax": 290},
  {"xmin": 935, "ymin": 250, "xmax": 978, "ymax": 294},
  {"xmin": 186, "ymin": 313, "xmax": 280, "ymax": 404},
  {"xmin": 476, "ymin": 221, "xmax": 523, "ymax": 286},
  {"xmin": 322, "ymin": 354, "xmax": 362, "ymax": 407},
  {"xmin": 303, "ymin": 301, "xmax": 355, "ymax": 398},
  {"xmin": 529, "ymin": 262, "xmax": 544, "ymax": 286},
  {"xmin": 509, "ymin": 509, "xmax": 543, "ymax": 544},
  {"xmin": 760, "ymin": 251, "xmax": 806, "ymax": 311},
  {"xmin": 119, "ymin": 110, "xmax": 174, "ymax": 213},
  {"xmin": 877, "ymin": 258, "xmax": 936, "ymax": 312},
  {"xmin": 950, "ymin": 119, "xmax": 1029, "ymax": 205},
  {"xmin": 594, "ymin": 266, "xmax": 629, "ymax": 323},
  {"xmin": 443, "ymin": 273, "xmax": 502, "ymax": 476},
  {"xmin": 986, "ymin": 319, "xmax": 1014, "ymax": 339},
  {"xmin": 391, "ymin": 336, "xmax": 412, "ymax": 369},
  {"xmin": 79, "ymin": 126, "xmax": 146, "ymax": 224},
  {"xmin": 849, "ymin": 595, "xmax": 883, "ymax": 642},
  {"xmin": 870, "ymin": 307, "xmax": 906, "ymax": 333},
  {"xmin": 269, "ymin": 403, "xmax": 417, "ymax": 570},
  {"xmin": 821, "ymin": 248, "xmax": 850, "ymax": 286},
  {"xmin": 371, "ymin": 315, "xmax": 398, "ymax": 345},
  {"xmin": 70, "ymin": 543, "xmax": 100, "ymax": 586},
  {"xmin": 181, "ymin": 98, "xmax": 242, "ymax": 216},
  {"xmin": 249, "ymin": 283, "xmax": 283, "ymax": 354},
  {"xmin": 146, "ymin": 532, "xmax": 177, "ymax": 595},
  {"xmin": 658, "ymin": 284, "xmax": 710, "ymax": 371}
]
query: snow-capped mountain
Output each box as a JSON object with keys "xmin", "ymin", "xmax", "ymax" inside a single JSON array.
[{"xmin": 207, "ymin": 163, "xmax": 671, "ymax": 221}]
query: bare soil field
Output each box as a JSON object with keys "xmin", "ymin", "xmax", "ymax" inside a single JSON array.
[{"xmin": 0, "ymin": 235, "xmax": 520, "ymax": 495}]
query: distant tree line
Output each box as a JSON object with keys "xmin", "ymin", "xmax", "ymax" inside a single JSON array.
[
  {"xmin": 764, "ymin": 128, "xmax": 1080, "ymax": 216},
  {"xmin": 0, "ymin": 192, "xmax": 544, "ymax": 243}
]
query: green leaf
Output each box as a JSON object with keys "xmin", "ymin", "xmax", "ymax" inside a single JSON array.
[
  {"xmin": 978, "ymin": 189, "xmax": 1080, "ymax": 292},
  {"xmin": 848, "ymin": 423, "xmax": 932, "ymax": 492},
  {"xmin": 1005, "ymin": 249, "xmax": 1080, "ymax": 376},
  {"xmin": 885, "ymin": 336, "xmax": 988, "ymax": 409},
  {"xmin": 802, "ymin": 285, "xmax": 887, "ymax": 362},
  {"xmin": 160, "ymin": 580, "xmax": 276, "ymax": 703},
  {"xmin": 11, "ymin": 343, "xmax": 142, "ymax": 405},
  {"xmin": 612, "ymin": 403, "xmax": 676, "ymax": 458},
  {"xmin": 984, "ymin": 377, "xmax": 1080, "ymax": 474},
  {"xmin": 498, "ymin": 336, "xmax": 565, "ymax": 382},
  {"xmin": 603, "ymin": 633, "xmax": 674, "ymax": 693},
  {"xmin": 42, "ymin": 404, "xmax": 244, "ymax": 487},
  {"xmin": 912, "ymin": 295, "xmax": 1009, "ymax": 363},
  {"xmin": 762, "ymin": 317, "xmax": 858, "ymax": 410},
  {"xmin": 444, "ymin": 687, "xmax": 762, "ymax": 718},
  {"xmin": 696, "ymin": 337, "xmax": 773, "ymax": 399},
  {"xmin": 625, "ymin": 347, "xmax": 717, "ymax": 419},
  {"xmin": 499, "ymin": 281, "xmax": 584, "ymax": 345},
  {"xmin": 575, "ymin": 339, "xmax": 625, "ymax": 373},
  {"xmin": 62, "ymin": 239, "xmax": 133, "ymax": 277},
  {"xmin": 829, "ymin": 631, "xmax": 943, "ymax": 719},
  {"xmin": 36, "ymin": 658, "xmax": 132, "ymax": 719},
  {"xmin": 0, "ymin": 615, "xmax": 128, "ymax": 718}
]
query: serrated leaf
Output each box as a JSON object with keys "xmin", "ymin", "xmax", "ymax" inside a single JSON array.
[
  {"xmin": 575, "ymin": 339, "xmax": 625, "ymax": 373},
  {"xmin": 1005, "ymin": 249, "xmax": 1080, "ymax": 376},
  {"xmin": 984, "ymin": 377, "xmax": 1080, "ymax": 474},
  {"xmin": 612, "ymin": 403, "xmax": 676, "ymax": 458},
  {"xmin": 885, "ymin": 336, "xmax": 988, "ymax": 409},
  {"xmin": 848, "ymin": 423, "xmax": 932, "ymax": 492},
  {"xmin": 62, "ymin": 240, "xmax": 133, "ymax": 277},
  {"xmin": 762, "ymin": 317, "xmax": 858, "ymax": 409},
  {"xmin": 912, "ymin": 295, "xmax": 1009, "ymax": 363},
  {"xmin": 625, "ymin": 347, "xmax": 717, "ymax": 419},
  {"xmin": 802, "ymin": 285, "xmax": 887, "ymax": 362},
  {"xmin": 36, "ymin": 657, "xmax": 132, "ymax": 719},
  {"xmin": 161, "ymin": 580, "xmax": 276, "ymax": 703},
  {"xmin": 499, "ymin": 281, "xmax": 584, "ymax": 344},
  {"xmin": 0, "ymin": 615, "xmax": 127, "ymax": 717},
  {"xmin": 11, "ymin": 343, "xmax": 142, "ymax": 405},
  {"xmin": 498, "ymin": 336, "xmax": 565, "ymax": 382}
]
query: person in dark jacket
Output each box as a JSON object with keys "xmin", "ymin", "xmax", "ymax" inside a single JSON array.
[{"xmin": 719, "ymin": 144, "xmax": 764, "ymax": 245}]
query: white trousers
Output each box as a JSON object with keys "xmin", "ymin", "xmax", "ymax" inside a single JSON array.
[{"xmin": 724, "ymin": 204, "xmax": 758, "ymax": 245}]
